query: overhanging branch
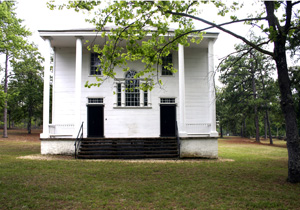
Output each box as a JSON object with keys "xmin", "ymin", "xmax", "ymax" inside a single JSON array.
[
  {"xmin": 165, "ymin": 10, "xmax": 274, "ymax": 57},
  {"xmin": 292, "ymin": 1, "xmax": 300, "ymax": 6}
]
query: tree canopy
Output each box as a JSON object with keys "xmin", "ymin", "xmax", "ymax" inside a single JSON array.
[
  {"xmin": 9, "ymin": 45, "xmax": 44, "ymax": 134},
  {"xmin": 0, "ymin": 1, "xmax": 42, "ymax": 135},
  {"xmin": 217, "ymin": 38, "xmax": 281, "ymax": 144}
]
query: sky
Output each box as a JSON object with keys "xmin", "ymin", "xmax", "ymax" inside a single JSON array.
[
  {"xmin": 12, "ymin": 0, "xmax": 259, "ymax": 84},
  {"xmin": 14, "ymin": 0, "xmax": 252, "ymax": 55}
]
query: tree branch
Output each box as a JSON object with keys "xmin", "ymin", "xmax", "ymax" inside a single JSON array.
[
  {"xmin": 157, "ymin": 16, "xmax": 272, "ymax": 62},
  {"xmin": 186, "ymin": 1, "xmax": 197, "ymax": 13},
  {"xmin": 292, "ymin": 1, "xmax": 300, "ymax": 6},
  {"xmin": 164, "ymin": 10, "xmax": 274, "ymax": 57},
  {"xmin": 285, "ymin": 1, "xmax": 292, "ymax": 33},
  {"xmin": 217, "ymin": 48, "xmax": 254, "ymax": 74}
]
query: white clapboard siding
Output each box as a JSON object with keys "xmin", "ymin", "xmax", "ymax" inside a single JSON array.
[
  {"xmin": 185, "ymin": 48, "xmax": 210, "ymax": 124},
  {"xmin": 53, "ymin": 48, "xmax": 76, "ymax": 124}
]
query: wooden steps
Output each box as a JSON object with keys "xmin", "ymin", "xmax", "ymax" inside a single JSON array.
[{"xmin": 77, "ymin": 138, "xmax": 179, "ymax": 159}]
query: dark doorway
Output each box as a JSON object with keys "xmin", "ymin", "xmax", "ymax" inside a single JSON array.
[
  {"xmin": 87, "ymin": 105, "xmax": 104, "ymax": 137},
  {"xmin": 160, "ymin": 104, "xmax": 176, "ymax": 137}
]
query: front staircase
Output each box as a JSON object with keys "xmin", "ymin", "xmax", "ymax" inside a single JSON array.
[{"xmin": 76, "ymin": 138, "xmax": 179, "ymax": 159}]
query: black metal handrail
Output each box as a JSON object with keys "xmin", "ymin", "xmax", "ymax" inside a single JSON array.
[
  {"xmin": 74, "ymin": 122, "xmax": 84, "ymax": 159},
  {"xmin": 175, "ymin": 121, "xmax": 180, "ymax": 157}
]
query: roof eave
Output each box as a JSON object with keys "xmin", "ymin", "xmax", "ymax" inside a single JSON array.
[{"xmin": 39, "ymin": 28, "xmax": 219, "ymax": 40}]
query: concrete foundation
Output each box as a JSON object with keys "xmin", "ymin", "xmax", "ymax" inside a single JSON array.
[
  {"xmin": 180, "ymin": 137, "xmax": 218, "ymax": 158},
  {"xmin": 41, "ymin": 139, "xmax": 75, "ymax": 155},
  {"xmin": 40, "ymin": 137, "xmax": 218, "ymax": 158}
]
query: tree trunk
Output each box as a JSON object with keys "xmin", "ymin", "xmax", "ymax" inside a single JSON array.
[
  {"xmin": 274, "ymin": 41, "xmax": 300, "ymax": 183},
  {"xmin": 264, "ymin": 0, "xmax": 300, "ymax": 183},
  {"xmin": 264, "ymin": 115, "xmax": 267, "ymax": 139},
  {"xmin": 27, "ymin": 107, "xmax": 32, "ymax": 134},
  {"xmin": 298, "ymin": 94, "xmax": 300, "ymax": 136},
  {"xmin": 266, "ymin": 109, "xmax": 273, "ymax": 144},
  {"xmin": 240, "ymin": 123, "xmax": 244, "ymax": 137},
  {"xmin": 251, "ymin": 69, "xmax": 260, "ymax": 142},
  {"xmin": 257, "ymin": 64, "xmax": 273, "ymax": 144},
  {"xmin": 220, "ymin": 123, "xmax": 223, "ymax": 138},
  {"xmin": 254, "ymin": 107, "xmax": 260, "ymax": 142},
  {"xmin": 8, "ymin": 110, "xmax": 11, "ymax": 129},
  {"xmin": 27, "ymin": 119, "xmax": 31, "ymax": 134},
  {"xmin": 244, "ymin": 118, "xmax": 247, "ymax": 138},
  {"xmin": 3, "ymin": 53, "xmax": 9, "ymax": 138}
]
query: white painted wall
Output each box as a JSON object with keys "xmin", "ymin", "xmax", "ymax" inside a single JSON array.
[
  {"xmin": 52, "ymin": 46, "xmax": 210, "ymax": 138},
  {"xmin": 53, "ymin": 48, "xmax": 76, "ymax": 124},
  {"xmin": 185, "ymin": 48, "xmax": 209, "ymax": 124}
]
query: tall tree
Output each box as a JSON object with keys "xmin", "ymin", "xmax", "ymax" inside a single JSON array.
[
  {"xmin": 9, "ymin": 45, "xmax": 44, "ymax": 134},
  {"xmin": 289, "ymin": 66, "xmax": 300, "ymax": 136},
  {"xmin": 50, "ymin": 0, "xmax": 300, "ymax": 182},
  {"xmin": 219, "ymin": 37, "xmax": 277, "ymax": 144},
  {"xmin": 0, "ymin": 2, "xmax": 31, "ymax": 137}
]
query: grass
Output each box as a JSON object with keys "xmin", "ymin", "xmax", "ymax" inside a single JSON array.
[{"xmin": 0, "ymin": 131, "xmax": 299, "ymax": 209}]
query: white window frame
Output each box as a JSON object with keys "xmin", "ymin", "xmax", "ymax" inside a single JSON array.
[
  {"xmin": 87, "ymin": 97, "xmax": 104, "ymax": 105},
  {"xmin": 161, "ymin": 53, "xmax": 173, "ymax": 76},
  {"xmin": 90, "ymin": 53, "xmax": 102, "ymax": 76},
  {"xmin": 160, "ymin": 97, "xmax": 176, "ymax": 104},
  {"xmin": 125, "ymin": 70, "xmax": 140, "ymax": 107},
  {"xmin": 114, "ymin": 71, "xmax": 152, "ymax": 109}
]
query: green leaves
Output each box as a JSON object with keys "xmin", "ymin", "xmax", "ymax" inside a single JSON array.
[
  {"xmin": 218, "ymin": 36, "xmax": 280, "ymax": 138},
  {"xmin": 55, "ymin": 1, "xmax": 203, "ymax": 89},
  {"xmin": 0, "ymin": 2, "xmax": 31, "ymax": 57},
  {"xmin": 8, "ymin": 43, "xmax": 44, "ymax": 126}
]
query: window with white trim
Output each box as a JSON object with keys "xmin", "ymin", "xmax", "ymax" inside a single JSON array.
[
  {"xmin": 88, "ymin": 98, "xmax": 104, "ymax": 104},
  {"xmin": 162, "ymin": 54, "xmax": 173, "ymax": 76},
  {"xmin": 160, "ymin": 98, "xmax": 176, "ymax": 104},
  {"xmin": 90, "ymin": 53, "xmax": 102, "ymax": 75},
  {"xmin": 115, "ymin": 70, "xmax": 149, "ymax": 107},
  {"xmin": 125, "ymin": 70, "xmax": 140, "ymax": 106}
]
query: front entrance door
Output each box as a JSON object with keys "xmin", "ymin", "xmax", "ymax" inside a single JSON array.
[
  {"xmin": 160, "ymin": 104, "xmax": 176, "ymax": 137},
  {"xmin": 87, "ymin": 105, "xmax": 104, "ymax": 137}
]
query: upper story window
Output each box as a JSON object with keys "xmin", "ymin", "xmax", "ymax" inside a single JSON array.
[
  {"xmin": 162, "ymin": 54, "xmax": 173, "ymax": 76},
  {"xmin": 90, "ymin": 53, "xmax": 102, "ymax": 76},
  {"xmin": 125, "ymin": 70, "xmax": 140, "ymax": 107},
  {"xmin": 115, "ymin": 70, "xmax": 150, "ymax": 108}
]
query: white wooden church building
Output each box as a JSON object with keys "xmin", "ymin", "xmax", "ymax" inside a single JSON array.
[{"xmin": 39, "ymin": 28, "xmax": 219, "ymax": 158}]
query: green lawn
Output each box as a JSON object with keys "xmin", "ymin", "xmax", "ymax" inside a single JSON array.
[{"xmin": 0, "ymin": 136, "xmax": 299, "ymax": 209}]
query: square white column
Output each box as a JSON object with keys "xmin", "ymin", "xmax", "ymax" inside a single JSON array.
[
  {"xmin": 40, "ymin": 38, "xmax": 51, "ymax": 138},
  {"xmin": 208, "ymin": 39, "xmax": 218, "ymax": 137},
  {"xmin": 178, "ymin": 44, "xmax": 187, "ymax": 137},
  {"xmin": 74, "ymin": 37, "xmax": 83, "ymax": 137}
]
